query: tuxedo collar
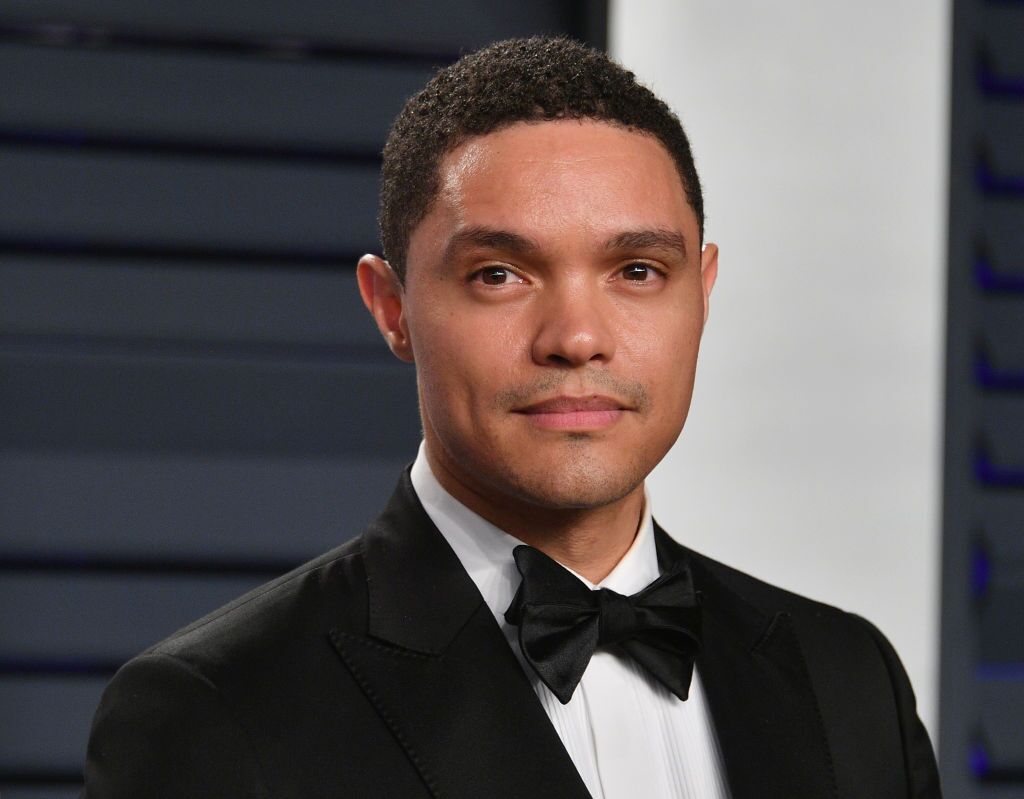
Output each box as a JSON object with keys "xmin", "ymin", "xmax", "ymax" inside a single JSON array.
[
  {"xmin": 357, "ymin": 467, "xmax": 483, "ymax": 654},
  {"xmin": 330, "ymin": 472, "xmax": 836, "ymax": 799},
  {"xmin": 330, "ymin": 468, "xmax": 591, "ymax": 799}
]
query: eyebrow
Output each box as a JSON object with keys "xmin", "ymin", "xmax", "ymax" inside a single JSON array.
[
  {"xmin": 605, "ymin": 229, "xmax": 688, "ymax": 260},
  {"xmin": 441, "ymin": 225, "xmax": 688, "ymax": 264},
  {"xmin": 442, "ymin": 226, "xmax": 540, "ymax": 262}
]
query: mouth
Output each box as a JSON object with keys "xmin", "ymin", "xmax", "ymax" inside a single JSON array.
[{"xmin": 513, "ymin": 395, "xmax": 629, "ymax": 431}]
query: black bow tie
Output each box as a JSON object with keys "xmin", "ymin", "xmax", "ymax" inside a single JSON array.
[{"xmin": 504, "ymin": 544, "xmax": 702, "ymax": 705}]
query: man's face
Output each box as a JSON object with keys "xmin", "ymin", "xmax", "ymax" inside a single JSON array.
[{"xmin": 364, "ymin": 119, "xmax": 717, "ymax": 511}]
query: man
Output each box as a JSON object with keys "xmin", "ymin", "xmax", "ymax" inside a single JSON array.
[{"xmin": 83, "ymin": 37, "xmax": 941, "ymax": 798}]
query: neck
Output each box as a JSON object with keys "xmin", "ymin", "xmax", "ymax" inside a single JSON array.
[{"xmin": 424, "ymin": 442, "xmax": 644, "ymax": 584}]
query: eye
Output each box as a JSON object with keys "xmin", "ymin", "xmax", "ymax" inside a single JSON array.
[
  {"xmin": 472, "ymin": 266, "xmax": 524, "ymax": 285},
  {"xmin": 621, "ymin": 262, "xmax": 659, "ymax": 281}
]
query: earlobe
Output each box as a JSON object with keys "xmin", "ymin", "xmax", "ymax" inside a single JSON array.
[
  {"xmin": 699, "ymin": 243, "xmax": 719, "ymax": 326},
  {"xmin": 356, "ymin": 255, "xmax": 415, "ymax": 363}
]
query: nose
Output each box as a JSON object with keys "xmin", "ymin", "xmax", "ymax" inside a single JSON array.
[{"xmin": 531, "ymin": 281, "xmax": 616, "ymax": 368}]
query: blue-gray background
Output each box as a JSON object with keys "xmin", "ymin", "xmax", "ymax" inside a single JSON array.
[
  {"xmin": 0, "ymin": 3, "xmax": 604, "ymax": 796},
  {"xmin": 2, "ymin": 1, "xmax": 1023, "ymax": 796}
]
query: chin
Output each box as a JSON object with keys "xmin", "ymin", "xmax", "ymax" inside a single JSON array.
[{"xmin": 490, "ymin": 445, "xmax": 650, "ymax": 510}]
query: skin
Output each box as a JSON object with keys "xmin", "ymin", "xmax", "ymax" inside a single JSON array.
[{"xmin": 358, "ymin": 119, "xmax": 718, "ymax": 582}]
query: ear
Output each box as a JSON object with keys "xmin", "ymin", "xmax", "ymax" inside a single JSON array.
[
  {"xmin": 699, "ymin": 243, "xmax": 719, "ymax": 326},
  {"xmin": 356, "ymin": 254, "xmax": 414, "ymax": 363}
]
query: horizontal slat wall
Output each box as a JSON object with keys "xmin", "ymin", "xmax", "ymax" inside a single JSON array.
[
  {"xmin": 1, "ymin": 790, "xmax": 80, "ymax": 799},
  {"xmin": 0, "ymin": 678, "xmax": 108, "ymax": 775},
  {"xmin": 1, "ymin": 43, "xmax": 432, "ymax": 151},
  {"xmin": 0, "ymin": 452, "xmax": 405, "ymax": 560},
  {"xmin": 940, "ymin": 0, "xmax": 1024, "ymax": 795},
  {"xmin": 0, "ymin": 258, "xmax": 383, "ymax": 348},
  {"xmin": 0, "ymin": 147, "xmax": 381, "ymax": 252},
  {"xmin": 1, "ymin": 1, "xmax": 594, "ymax": 55},
  {"xmin": 1, "ymin": 574, "xmax": 271, "ymax": 663},
  {"xmin": 0, "ymin": 1, "xmax": 608, "ymax": 792},
  {"xmin": 1, "ymin": 354, "xmax": 418, "ymax": 455}
]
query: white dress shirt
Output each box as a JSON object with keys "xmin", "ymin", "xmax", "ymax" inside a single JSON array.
[{"xmin": 410, "ymin": 444, "xmax": 732, "ymax": 799}]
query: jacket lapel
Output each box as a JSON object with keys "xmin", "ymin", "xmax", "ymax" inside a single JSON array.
[
  {"xmin": 655, "ymin": 525, "xmax": 838, "ymax": 799},
  {"xmin": 331, "ymin": 472, "xmax": 591, "ymax": 799}
]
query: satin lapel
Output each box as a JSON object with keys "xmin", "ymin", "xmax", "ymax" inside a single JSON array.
[
  {"xmin": 655, "ymin": 525, "xmax": 838, "ymax": 799},
  {"xmin": 331, "ymin": 472, "xmax": 591, "ymax": 799}
]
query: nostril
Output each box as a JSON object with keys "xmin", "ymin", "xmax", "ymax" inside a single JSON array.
[{"xmin": 532, "ymin": 318, "xmax": 615, "ymax": 367}]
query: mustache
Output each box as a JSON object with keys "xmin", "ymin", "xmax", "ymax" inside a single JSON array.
[{"xmin": 493, "ymin": 371, "xmax": 649, "ymax": 413}]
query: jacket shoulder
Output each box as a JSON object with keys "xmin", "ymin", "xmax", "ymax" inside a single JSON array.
[
  {"xmin": 83, "ymin": 534, "xmax": 429, "ymax": 796},
  {"xmin": 685, "ymin": 545, "xmax": 873, "ymax": 638},
  {"xmin": 143, "ymin": 535, "xmax": 370, "ymax": 676},
  {"xmin": 685, "ymin": 546, "xmax": 906, "ymax": 693},
  {"xmin": 687, "ymin": 545, "xmax": 941, "ymax": 797}
]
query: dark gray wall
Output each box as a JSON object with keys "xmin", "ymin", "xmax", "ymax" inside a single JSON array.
[
  {"xmin": 0, "ymin": 3, "xmax": 606, "ymax": 795},
  {"xmin": 940, "ymin": 0, "xmax": 1024, "ymax": 794}
]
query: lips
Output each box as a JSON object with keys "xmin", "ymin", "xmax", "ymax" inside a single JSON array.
[
  {"xmin": 515, "ymin": 395, "xmax": 628, "ymax": 431},
  {"xmin": 516, "ymin": 395, "xmax": 626, "ymax": 414}
]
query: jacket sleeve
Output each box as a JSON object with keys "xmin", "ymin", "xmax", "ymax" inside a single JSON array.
[
  {"xmin": 853, "ymin": 615, "xmax": 942, "ymax": 799},
  {"xmin": 82, "ymin": 652, "xmax": 269, "ymax": 799}
]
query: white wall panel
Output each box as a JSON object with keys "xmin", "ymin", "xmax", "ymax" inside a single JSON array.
[{"xmin": 611, "ymin": 0, "xmax": 950, "ymax": 740}]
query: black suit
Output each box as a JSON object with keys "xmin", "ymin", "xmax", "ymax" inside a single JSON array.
[{"xmin": 83, "ymin": 470, "xmax": 941, "ymax": 798}]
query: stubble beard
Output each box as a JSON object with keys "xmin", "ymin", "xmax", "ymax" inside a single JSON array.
[
  {"xmin": 444, "ymin": 426, "xmax": 653, "ymax": 512},
  {"xmin": 419, "ymin": 368, "xmax": 666, "ymax": 512}
]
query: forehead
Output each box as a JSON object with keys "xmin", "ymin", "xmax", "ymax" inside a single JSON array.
[{"xmin": 432, "ymin": 119, "xmax": 693, "ymax": 238}]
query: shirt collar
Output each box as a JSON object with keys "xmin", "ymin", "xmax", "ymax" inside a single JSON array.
[{"xmin": 409, "ymin": 441, "xmax": 660, "ymax": 627}]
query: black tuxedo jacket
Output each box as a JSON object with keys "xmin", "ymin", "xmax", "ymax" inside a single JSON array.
[{"xmin": 83, "ymin": 470, "xmax": 941, "ymax": 798}]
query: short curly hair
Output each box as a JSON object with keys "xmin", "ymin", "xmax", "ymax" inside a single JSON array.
[{"xmin": 379, "ymin": 36, "xmax": 704, "ymax": 282}]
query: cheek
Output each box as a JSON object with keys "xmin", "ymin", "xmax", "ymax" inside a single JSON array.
[
  {"xmin": 410, "ymin": 304, "xmax": 524, "ymax": 414},
  {"xmin": 620, "ymin": 304, "xmax": 702, "ymax": 413}
]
